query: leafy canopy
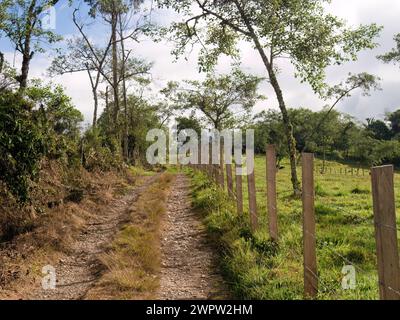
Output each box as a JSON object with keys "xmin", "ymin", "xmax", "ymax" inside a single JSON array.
[
  {"xmin": 163, "ymin": 68, "xmax": 265, "ymax": 129},
  {"xmin": 1, "ymin": 0, "xmax": 62, "ymax": 55},
  {"xmin": 157, "ymin": 0, "xmax": 382, "ymax": 94},
  {"xmin": 378, "ymin": 33, "xmax": 400, "ymax": 66}
]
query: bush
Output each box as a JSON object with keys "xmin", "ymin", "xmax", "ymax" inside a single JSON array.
[
  {"xmin": 27, "ymin": 81, "xmax": 83, "ymax": 164},
  {"xmin": 81, "ymin": 128, "xmax": 123, "ymax": 172},
  {"xmin": 0, "ymin": 92, "xmax": 45, "ymax": 203}
]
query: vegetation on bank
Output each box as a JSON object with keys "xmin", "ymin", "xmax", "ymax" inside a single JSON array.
[
  {"xmin": 189, "ymin": 157, "xmax": 400, "ymax": 300},
  {"xmin": 0, "ymin": 163, "xmax": 143, "ymax": 297}
]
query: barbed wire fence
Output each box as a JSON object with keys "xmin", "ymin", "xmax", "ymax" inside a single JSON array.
[{"xmin": 188, "ymin": 145, "xmax": 400, "ymax": 300}]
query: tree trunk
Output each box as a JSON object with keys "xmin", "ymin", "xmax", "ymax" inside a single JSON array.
[
  {"xmin": 105, "ymin": 86, "xmax": 110, "ymax": 124},
  {"xmin": 92, "ymin": 88, "xmax": 98, "ymax": 128},
  {"xmin": 267, "ymin": 66, "xmax": 301, "ymax": 195},
  {"xmin": 0, "ymin": 52, "xmax": 4, "ymax": 73},
  {"xmin": 19, "ymin": 0, "xmax": 36, "ymax": 90},
  {"xmin": 111, "ymin": 11, "xmax": 120, "ymax": 127},
  {"xmin": 119, "ymin": 14, "xmax": 129, "ymax": 162},
  {"xmin": 20, "ymin": 48, "xmax": 31, "ymax": 90},
  {"xmin": 234, "ymin": 0, "xmax": 300, "ymax": 195},
  {"xmin": 87, "ymin": 68, "xmax": 99, "ymax": 128}
]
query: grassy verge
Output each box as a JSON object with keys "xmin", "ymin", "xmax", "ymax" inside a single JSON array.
[
  {"xmin": 85, "ymin": 173, "xmax": 174, "ymax": 300},
  {"xmin": 189, "ymin": 157, "xmax": 400, "ymax": 300}
]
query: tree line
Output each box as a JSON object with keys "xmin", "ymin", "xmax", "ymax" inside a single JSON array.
[{"xmin": 252, "ymin": 107, "xmax": 400, "ymax": 168}]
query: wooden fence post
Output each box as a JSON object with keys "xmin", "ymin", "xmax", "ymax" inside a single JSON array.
[
  {"xmin": 219, "ymin": 140, "xmax": 225, "ymax": 189},
  {"xmin": 247, "ymin": 154, "xmax": 258, "ymax": 232},
  {"xmin": 266, "ymin": 145, "xmax": 278, "ymax": 241},
  {"xmin": 235, "ymin": 163, "xmax": 243, "ymax": 216},
  {"xmin": 197, "ymin": 141, "xmax": 201, "ymax": 172},
  {"xmin": 302, "ymin": 153, "xmax": 318, "ymax": 299},
  {"xmin": 371, "ymin": 165, "xmax": 400, "ymax": 300},
  {"xmin": 208, "ymin": 141, "xmax": 213, "ymax": 178},
  {"xmin": 226, "ymin": 163, "xmax": 234, "ymax": 197}
]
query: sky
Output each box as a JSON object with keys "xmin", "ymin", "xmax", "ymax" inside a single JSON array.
[{"xmin": 1, "ymin": 0, "xmax": 400, "ymax": 126}]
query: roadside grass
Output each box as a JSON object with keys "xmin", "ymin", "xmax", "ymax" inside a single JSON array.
[
  {"xmin": 128, "ymin": 166, "xmax": 157, "ymax": 177},
  {"xmin": 189, "ymin": 156, "xmax": 400, "ymax": 300},
  {"xmin": 85, "ymin": 173, "xmax": 174, "ymax": 300}
]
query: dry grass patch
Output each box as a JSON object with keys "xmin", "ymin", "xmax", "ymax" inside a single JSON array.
[{"xmin": 86, "ymin": 173, "xmax": 174, "ymax": 300}]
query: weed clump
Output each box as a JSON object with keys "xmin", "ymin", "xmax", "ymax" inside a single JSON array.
[{"xmin": 351, "ymin": 187, "xmax": 370, "ymax": 195}]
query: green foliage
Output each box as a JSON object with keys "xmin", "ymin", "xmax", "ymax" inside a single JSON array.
[
  {"xmin": 253, "ymin": 107, "xmax": 400, "ymax": 166},
  {"xmin": 81, "ymin": 127, "xmax": 123, "ymax": 171},
  {"xmin": 365, "ymin": 118, "xmax": 392, "ymax": 140},
  {"xmin": 26, "ymin": 80, "xmax": 83, "ymax": 162},
  {"xmin": 1, "ymin": 0, "xmax": 62, "ymax": 53},
  {"xmin": 176, "ymin": 115, "xmax": 202, "ymax": 136},
  {"xmin": 158, "ymin": 0, "xmax": 381, "ymax": 94},
  {"xmin": 0, "ymin": 92, "xmax": 45, "ymax": 203},
  {"xmin": 252, "ymin": 109, "xmax": 287, "ymax": 162},
  {"xmin": 164, "ymin": 68, "xmax": 265, "ymax": 130},
  {"xmin": 387, "ymin": 109, "xmax": 400, "ymax": 136},
  {"xmin": 94, "ymin": 93, "xmax": 161, "ymax": 167},
  {"xmin": 378, "ymin": 33, "xmax": 400, "ymax": 66},
  {"xmin": 0, "ymin": 60, "xmax": 18, "ymax": 91},
  {"xmin": 0, "ymin": 0, "xmax": 63, "ymax": 88},
  {"xmin": 0, "ymin": 80, "xmax": 83, "ymax": 203}
]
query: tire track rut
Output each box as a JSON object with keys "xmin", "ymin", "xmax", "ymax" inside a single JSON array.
[
  {"xmin": 29, "ymin": 174, "xmax": 158, "ymax": 300},
  {"xmin": 157, "ymin": 174, "xmax": 228, "ymax": 300}
]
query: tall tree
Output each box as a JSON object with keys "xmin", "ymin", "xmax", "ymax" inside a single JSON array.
[
  {"xmin": 157, "ymin": 0, "xmax": 381, "ymax": 195},
  {"xmin": 90, "ymin": 0, "xmax": 124, "ymax": 126},
  {"xmin": 365, "ymin": 118, "xmax": 392, "ymax": 141},
  {"xmin": 386, "ymin": 110, "xmax": 400, "ymax": 136},
  {"xmin": 84, "ymin": 0, "xmax": 146, "ymax": 126},
  {"xmin": 71, "ymin": 7, "xmax": 152, "ymax": 137},
  {"xmin": 48, "ymin": 37, "xmax": 111, "ymax": 128},
  {"xmin": 1, "ymin": 0, "xmax": 62, "ymax": 90},
  {"xmin": 116, "ymin": 3, "xmax": 152, "ymax": 160},
  {"xmin": 164, "ymin": 69, "xmax": 264, "ymax": 130}
]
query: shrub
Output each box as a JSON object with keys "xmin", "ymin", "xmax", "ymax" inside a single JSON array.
[
  {"xmin": 0, "ymin": 92, "xmax": 45, "ymax": 203},
  {"xmin": 81, "ymin": 128, "xmax": 123, "ymax": 172}
]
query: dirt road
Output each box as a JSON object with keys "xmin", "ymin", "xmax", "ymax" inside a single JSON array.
[
  {"xmin": 28, "ymin": 175, "xmax": 158, "ymax": 300},
  {"xmin": 10, "ymin": 173, "xmax": 227, "ymax": 300},
  {"xmin": 156, "ymin": 174, "xmax": 228, "ymax": 300}
]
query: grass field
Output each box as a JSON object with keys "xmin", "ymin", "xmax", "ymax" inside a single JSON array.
[{"xmin": 190, "ymin": 156, "xmax": 400, "ymax": 300}]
